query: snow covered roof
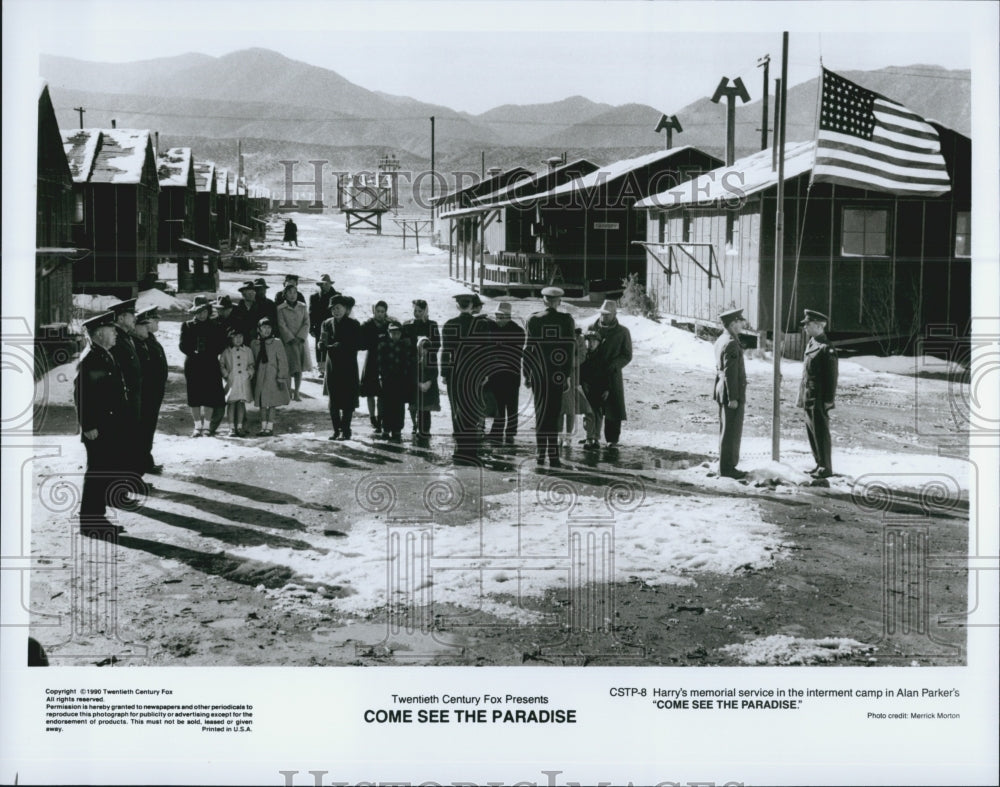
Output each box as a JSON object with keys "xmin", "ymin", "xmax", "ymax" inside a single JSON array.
[
  {"xmin": 470, "ymin": 158, "xmax": 599, "ymax": 206},
  {"xmin": 635, "ymin": 141, "xmax": 816, "ymax": 209},
  {"xmin": 533, "ymin": 146, "xmax": 704, "ymax": 201},
  {"xmin": 430, "ymin": 167, "xmax": 531, "ymax": 206},
  {"xmin": 61, "ymin": 129, "xmax": 102, "ymax": 183},
  {"xmin": 157, "ymin": 147, "xmax": 192, "ymax": 188},
  {"xmin": 193, "ymin": 161, "xmax": 216, "ymax": 193},
  {"xmin": 92, "ymin": 129, "xmax": 152, "ymax": 184}
]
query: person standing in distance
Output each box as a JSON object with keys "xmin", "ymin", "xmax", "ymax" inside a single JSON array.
[
  {"xmin": 440, "ymin": 293, "xmax": 480, "ymax": 465},
  {"xmin": 797, "ymin": 309, "xmax": 839, "ymax": 479},
  {"xmin": 310, "ymin": 274, "xmax": 337, "ymax": 372},
  {"xmin": 713, "ymin": 307, "xmax": 749, "ymax": 479},
  {"xmin": 524, "ymin": 286, "xmax": 576, "ymax": 467},
  {"xmin": 133, "ymin": 307, "xmax": 168, "ymax": 476}
]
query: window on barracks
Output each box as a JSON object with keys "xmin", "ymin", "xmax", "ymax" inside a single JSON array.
[
  {"xmin": 955, "ymin": 211, "xmax": 970, "ymax": 257},
  {"xmin": 74, "ymin": 193, "xmax": 84, "ymax": 224},
  {"xmin": 842, "ymin": 207, "xmax": 888, "ymax": 257}
]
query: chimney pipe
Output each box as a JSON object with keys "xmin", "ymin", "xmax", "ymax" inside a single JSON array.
[
  {"xmin": 487, "ymin": 166, "xmax": 502, "ymax": 178},
  {"xmin": 111, "ymin": 118, "xmax": 117, "ymax": 129},
  {"xmin": 154, "ymin": 131, "xmax": 159, "ymax": 157}
]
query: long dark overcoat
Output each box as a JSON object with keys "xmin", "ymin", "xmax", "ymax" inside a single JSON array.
[
  {"xmin": 587, "ymin": 317, "xmax": 632, "ymax": 421},
  {"xmin": 319, "ymin": 316, "xmax": 361, "ymax": 409},
  {"xmin": 180, "ymin": 317, "xmax": 226, "ymax": 407}
]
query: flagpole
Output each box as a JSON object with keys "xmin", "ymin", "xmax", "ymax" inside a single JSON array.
[{"xmin": 771, "ymin": 31, "xmax": 789, "ymax": 462}]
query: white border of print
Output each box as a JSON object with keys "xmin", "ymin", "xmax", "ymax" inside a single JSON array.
[{"xmin": 2, "ymin": 2, "xmax": 998, "ymax": 785}]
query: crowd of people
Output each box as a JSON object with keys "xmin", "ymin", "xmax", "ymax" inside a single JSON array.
[{"xmin": 73, "ymin": 270, "xmax": 838, "ymax": 536}]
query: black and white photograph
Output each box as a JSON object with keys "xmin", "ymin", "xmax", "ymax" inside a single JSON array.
[{"xmin": 2, "ymin": 1, "xmax": 998, "ymax": 784}]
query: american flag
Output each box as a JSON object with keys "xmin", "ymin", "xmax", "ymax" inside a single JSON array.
[{"xmin": 811, "ymin": 68, "xmax": 951, "ymax": 196}]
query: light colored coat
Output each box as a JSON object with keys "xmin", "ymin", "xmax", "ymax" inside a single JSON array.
[
  {"xmin": 251, "ymin": 337, "xmax": 291, "ymax": 408},
  {"xmin": 277, "ymin": 299, "xmax": 312, "ymax": 376},
  {"xmin": 220, "ymin": 344, "xmax": 255, "ymax": 403}
]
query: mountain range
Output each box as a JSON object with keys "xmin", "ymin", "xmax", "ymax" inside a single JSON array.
[{"xmin": 41, "ymin": 47, "xmax": 971, "ymax": 195}]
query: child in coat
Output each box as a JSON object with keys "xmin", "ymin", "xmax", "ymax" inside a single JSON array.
[
  {"xmin": 250, "ymin": 317, "xmax": 290, "ymax": 436},
  {"xmin": 220, "ymin": 329, "xmax": 254, "ymax": 436},
  {"xmin": 579, "ymin": 331, "xmax": 610, "ymax": 451}
]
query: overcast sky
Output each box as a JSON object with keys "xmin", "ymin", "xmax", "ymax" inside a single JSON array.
[{"xmin": 4, "ymin": 0, "xmax": 987, "ymax": 115}]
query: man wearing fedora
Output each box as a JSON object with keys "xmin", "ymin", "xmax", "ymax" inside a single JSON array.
[
  {"xmin": 134, "ymin": 307, "xmax": 169, "ymax": 476},
  {"xmin": 587, "ymin": 299, "xmax": 632, "ymax": 448},
  {"xmin": 713, "ymin": 307, "xmax": 749, "ymax": 479},
  {"xmin": 253, "ymin": 277, "xmax": 278, "ymax": 323},
  {"xmin": 213, "ymin": 294, "xmax": 242, "ymax": 338},
  {"xmin": 319, "ymin": 294, "xmax": 361, "ymax": 440},
  {"xmin": 524, "ymin": 286, "xmax": 576, "ymax": 466},
  {"xmin": 74, "ymin": 312, "xmax": 129, "ymax": 535},
  {"xmin": 310, "ymin": 274, "xmax": 338, "ymax": 372},
  {"xmin": 488, "ymin": 301, "xmax": 524, "ymax": 446},
  {"xmin": 234, "ymin": 280, "xmax": 266, "ymax": 343},
  {"xmin": 798, "ymin": 309, "xmax": 839, "ymax": 479}
]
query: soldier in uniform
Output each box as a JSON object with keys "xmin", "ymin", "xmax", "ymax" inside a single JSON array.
[
  {"xmin": 74, "ymin": 312, "xmax": 129, "ymax": 535},
  {"xmin": 487, "ymin": 301, "xmax": 525, "ymax": 446},
  {"xmin": 402, "ymin": 299, "xmax": 440, "ymax": 436},
  {"xmin": 797, "ymin": 309, "xmax": 839, "ymax": 478},
  {"xmin": 440, "ymin": 293, "xmax": 481, "ymax": 465},
  {"xmin": 108, "ymin": 298, "xmax": 144, "ymax": 474},
  {"xmin": 524, "ymin": 286, "xmax": 576, "ymax": 467},
  {"xmin": 713, "ymin": 307, "xmax": 749, "ymax": 479},
  {"xmin": 134, "ymin": 307, "xmax": 168, "ymax": 476}
]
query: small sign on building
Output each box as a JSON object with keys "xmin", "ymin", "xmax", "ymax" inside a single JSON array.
[{"xmin": 593, "ymin": 221, "xmax": 620, "ymax": 230}]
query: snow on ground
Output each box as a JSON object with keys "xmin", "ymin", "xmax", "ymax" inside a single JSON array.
[
  {"xmin": 227, "ymin": 486, "xmax": 786, "ymax": 621},
  {"xmin": 847, "ymin": 354, "xmax": 967, "ymax": 377},
  {"xmin": 719, "ymin": 634, "xmax": 876, "ymax": 665}
]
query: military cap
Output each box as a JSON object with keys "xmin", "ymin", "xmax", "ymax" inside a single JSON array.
[
  {"xmin": 82, "ymin": 311, "xmax": 115, "ymax": 334},
  {"xmin": 109, "ymin": 298, "xmax": 137, "ymax": 316},
  {"xmin": 540, "ymin": 286, "xmax": 564, "ymax": 298},
  {"xmin": 215, "ymin": 295, "xmax": 235, "ymax": 309},
  {"xmin": 800, "ymin": 309, "xmax": 829, "ymax": 325},
  {"xmin": 135, "ymin": 306, "xmax": 159, "ymax": 324},
  {"xmin": 453, "ymin": 293, "xmax": 474, "ymax": 304},
  {"xmin": 253, "ymin": 277, "xmax": 268, "ymax": 289},
  {"xmin": 719, "ymin": 307, "xmax": 744, "ymax": 325},
  {"xmin": 238, "ymin": 280, "xmax": 256, "ymax": 292}
]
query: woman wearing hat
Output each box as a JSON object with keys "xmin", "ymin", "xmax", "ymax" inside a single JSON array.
[
  {"xmin": 180, "ymin": 297, "xmax": 227, "ymax": 436},
  {"xmin": 251, "ymin": 317, "xmax": 290, "ymax": 436},
  {"xmin": 276, "ymin": 281, "xmax": 312, "ymax": 401}
]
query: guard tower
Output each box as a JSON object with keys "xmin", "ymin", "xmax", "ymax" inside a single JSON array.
[{"xmin": 338, "ymin": 153, "xmax": 400, "ymax": 234}]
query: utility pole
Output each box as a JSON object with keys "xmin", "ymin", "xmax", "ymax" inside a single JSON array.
[
  {"xmin": 710, "ymin": 77, "xmax": 750, "ymax": 166},
  {"xmin": 771, "ymin": 32, "xmax": 789, "ymax": 462},
  {"xmin": 654, "ymin": 114, "xmax": 682, "ymax": 150},
  {"xmin": 772, "ymin": 78, "xmax": 782, "ymax": 171},
  {"xmin": 430, "ymin": 116, "xmax": 436, "ymax": 236},
  {"xmin": 73, "ymin": 106, "xmax": 86, "ymax": 129},
  {"xmin": 757, "ymin": 55, "xmax": 770, "ymax": 150}
]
